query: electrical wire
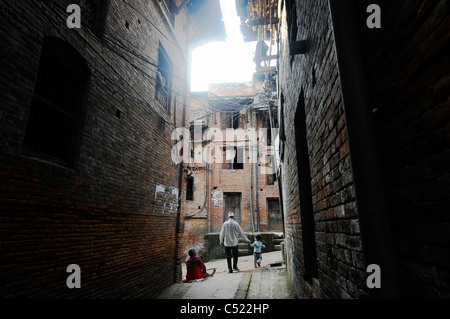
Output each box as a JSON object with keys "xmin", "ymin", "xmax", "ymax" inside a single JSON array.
[
  {"xmin": 65, "ymin": 1, "xmax": 268, "ymax": 115},
  {"xmin": 46, "ymin": 0, "xmax": 256, "ymax": 126},
  {"xmin": 48, "ymin": 1, "xmax": 185, "ymax": 102},
  {"xmin": 29, "ymin": 1, "xmax": 277, "ymax": 132},
  {"xmin": 38, "ymin": 0, "xmax": 184, "ymax": 128}
]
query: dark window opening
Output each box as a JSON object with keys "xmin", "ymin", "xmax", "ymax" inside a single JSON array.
[
  {"xmin": 23, "ymin": 37, "xmax": 90, "ymax": 165},
  {"xmin": 79, "ymin": 0, "xmax": 109, "ymax": 38},
  {"xmin": 190, "ymin": 121, "xmax": 208, "ymax": 140},
  {"xmin": 279, "ymin": 94, "xmax": 286, "ymax": 161},
  {"xmin": 267, "ymin": 173, "xmax": 277, "ymax": 185},
  {"xmin": 287, "ymin": 0, "xmax": 298, "ymax": 42},
  {"xmin": 161, "ymin": 0, "xmax": 176, "ymax": 25},
  {"xmin": 190, "ymin": 121, "xmax": 208, "ymax": 159},
  {"xmin": 221, "ymin": 113, "xmax": 228, "ymax": 130},
  {"xmin": 156, "ymin": 44, "xmax": 172, "ymax": 113},
  {"xmin": 221, "ymin": 111, "xmax": 241, "ymax": 130},
  {"xmin": 233, "ymin": 147, "xmax": 244, "ymax": 170},
  {"xmin": 223, "ymin": 147, "xmax": 244, "ymax": 170},
  {"xmin": 295, "ymin": 89, "xmax": 318, "ymax": 281},
  {"xmin": 266, "ymin": 155, "xmax": 277, "ymax": 185},
  {"xmin": 223, "ymin": 148, "xmax": 232, "ymax": 170},
  {"xmin": 287, "ymin": 0, "xmax": 298, "ymax": 66},
  {"xmin": 188, "ymin": 124, "xmax": 194, "ymax": 158},
  {"xmin": 265, "ymin": 115, "xmax": 272, "ymax": 146},
  {"xmin": 232, "ymin": 110, "xmax": 240, "ymax": 129},
  {"xmin": 186, "ymin": 176, "xmax": 194, "ymax": 201},
  {"xmin": 189, "ymin": 124, "xmax": 195, "ymax": 143}
]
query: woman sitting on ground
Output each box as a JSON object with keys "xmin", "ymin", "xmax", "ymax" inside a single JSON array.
[{"xmin": 184, "ymin": 248, "xmax": 216, "ymax": 282}]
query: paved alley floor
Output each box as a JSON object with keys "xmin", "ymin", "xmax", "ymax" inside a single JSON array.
[{"xmin": 157, "ymin": 251, "xmax": 294, "ymax": 299}]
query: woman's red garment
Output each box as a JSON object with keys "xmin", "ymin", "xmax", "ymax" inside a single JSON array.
[
  {"xmin": 185, "ymin": 256, "xmax": 208, "ymax": 281},
  {"xmin": 185, "ymin": 267, "xmax": 208, "ymax": 281}
]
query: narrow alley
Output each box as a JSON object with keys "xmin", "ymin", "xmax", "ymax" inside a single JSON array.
[
  {"xmin": 157, "ymin": 250, "xmax": 293, "ymax": 299},
  {"xmin": 0, "ymin": 0, "xmax": 449, "ymax": 305}
]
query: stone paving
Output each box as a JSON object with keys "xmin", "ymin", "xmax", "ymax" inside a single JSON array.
[
  {"xmin": 246, "ymin": 265, "xmax": 293, "ymax": 299},
  {"xmin": 157, "ymin": 251, "xmax": 293, "ymax": 299}
]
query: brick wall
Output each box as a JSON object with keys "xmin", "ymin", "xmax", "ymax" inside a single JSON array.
[
  {"xmin": 278, "ymin": 0, "xmax": 366, "ymax": 299},
  {"xmin": 357, "ymin": 0, "xmax": 450, "ymax": 298},
  {"xmin": 279, "ymin": 0, "xmax": 449, "ymax": 299},
  {"xmin": 180, "ymin": 83, "xmax": 280, "ymax": 258},
  {"xmin": 0, "ymin": 0, "xmax": 193, "ymax": 298},
  {"xmin": 182, "ymin": 169, "xmax": 208, "ymax": 258}
]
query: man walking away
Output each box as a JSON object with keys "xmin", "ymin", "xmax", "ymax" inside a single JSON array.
[{"xmin": 219, "ymin": 212, "xmax": 250, "ymax": 273}]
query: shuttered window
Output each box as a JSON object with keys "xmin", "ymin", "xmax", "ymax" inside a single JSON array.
[{"xmin": 23, "ymin": 37, "xmax": 89, "ymax": 165}]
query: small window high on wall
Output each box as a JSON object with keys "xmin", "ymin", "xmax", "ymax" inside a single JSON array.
[
  {"xmin": 161, "ymin": 0, "xmax": 176, "ymax": 25},
  {"xmin": 222, "ymin": 147, "xmax": 244, "ymax": 170},
  {"xmin": 186, "ymin": 176, "xmax": 194, "ymax": 201},
  {"xmin": 221, "ymin": 110, "xmax": 241, "ymax": 130},
  {"xmin": 23, "ymin": 37, "xmax": 90, "ymax": 166},
  {"xmin": 80, "ymin": 0, "xmax": 109, "ymax": 38},
  {"xmin": 155, "ymin": 44, "xmax": 172, "ymax": 113}
]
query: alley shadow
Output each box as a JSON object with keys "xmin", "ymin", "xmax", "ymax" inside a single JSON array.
[{"xmin": 156, "ymin": 251, "xmax": 291, "ymax": 299}]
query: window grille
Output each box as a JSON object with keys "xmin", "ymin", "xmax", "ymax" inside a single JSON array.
[
  {"xmin": 222, "ymin": 147, "xmax": 244, "ymax": 170},
  {"xmin": 155, "ymin": 45, "xmax": 172, "ymax": 112},
  {"xmin": 23, "ymin": 37, "xmax": 89, "ymax": 165}
]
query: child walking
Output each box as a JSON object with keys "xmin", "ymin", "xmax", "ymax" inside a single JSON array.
[{"xmin": 250, "ymin": 235, "xmax": 266, "ymax": 268}]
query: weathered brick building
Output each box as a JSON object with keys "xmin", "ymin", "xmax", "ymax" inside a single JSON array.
[
  {"xmin": 0, "ymin": 0, "xmax": 224, "ymax": 298},
  {"xmin": 237, "ymin": 0, "xmax": 449, "ymax": 299},
  {"xmin": 181, "ymin": 81, "xmax": 281, "ymax": 257},
  {"xmin": 2, "ymin": 0, "xmax": 448, "ymax": 300},
  {"xmin": 276, "ymin": 0, "xmax": 449, "ymax": 298}
]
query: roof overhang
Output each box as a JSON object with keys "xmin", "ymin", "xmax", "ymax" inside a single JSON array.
[{"xmin": 188, "ymin": 0, "xmax": 227, "ymax": 48}]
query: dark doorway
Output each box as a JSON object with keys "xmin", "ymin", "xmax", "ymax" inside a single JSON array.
[
  {"xmin": 224, "ymin": 193, "xmax": 242, "ymax": 224},
  {"xmin": 295, "ymin": 90, "xmax": 318, "ymax": 281},
  {"xmin": 267, "ymin": 198, "xmax": 282, "ymax": 231}
]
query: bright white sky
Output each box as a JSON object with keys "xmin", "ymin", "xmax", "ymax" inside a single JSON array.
[{"xmin": 190, "ymin": 0, "xmax": 256, "ymax": 92}]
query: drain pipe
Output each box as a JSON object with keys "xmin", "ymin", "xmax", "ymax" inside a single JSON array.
[
  {"xmin": 174, "ymin": 98, "xmax": 186, "ymax": 283},
  {"xmin": 249, "ymin": 108, "xmax": 256, "ymax": 233},
  {"xmin": 206, "ymin": 161, "xmax": 210, "ymax": 233},
  {"xmin": 328, "ymin": 0, "xmax": 401, "ymax": 298},
  {"xmin": 255, "ymin": 112, "xmax": 261, "ymax": 231}
]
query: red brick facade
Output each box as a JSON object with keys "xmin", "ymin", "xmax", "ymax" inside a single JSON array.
[
  {"xmin": 276, "ymin": 0, "xmax": 450, "ymax": 298},
  {"xmin": 181, "ymin": 83, "xmax": 281, "ymax": 258},
  {"xmin": 0, "ymin": 0, "xmax": 224, "ymax": 298}
]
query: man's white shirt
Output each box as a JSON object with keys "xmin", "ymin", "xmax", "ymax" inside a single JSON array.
[{"xmin": 219, "ymin": 219, "xmax": 250, "ymax": 247}]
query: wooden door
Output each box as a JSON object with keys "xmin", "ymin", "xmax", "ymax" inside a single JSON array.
[
  {"xmin": 224, "ymin": 193, "xmax": 242, "ymax": 224},
  {"xmin": 268, "ymin": 199, "xmax": 282, "ymax": 230}
]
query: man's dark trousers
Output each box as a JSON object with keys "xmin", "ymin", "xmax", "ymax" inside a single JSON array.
[{"xmin": 225, "ymin": 246, "xmax": 239, "ymax": 270}]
